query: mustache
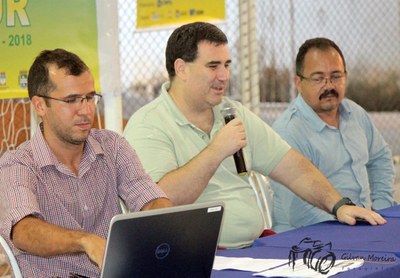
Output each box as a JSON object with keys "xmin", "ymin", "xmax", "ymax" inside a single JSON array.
[
  {"xmin": 319, "ymin": 89, "xmax": 339, "ymax": 100},
  {"xmin": 76, "ymin": 117, "xmax": 92, "ymax": 124}
]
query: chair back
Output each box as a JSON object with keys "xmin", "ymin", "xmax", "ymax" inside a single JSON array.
[
  {"xmin": 248, "ymin": 171, "xmax": 273, "ymax": 229},
  {"xmin": 119, "ymin": 198, "xmax": 129, "ymax": 214},
  {"xmin": 0, "ymin": 235, "xmax": 22, "ymax": 278}
]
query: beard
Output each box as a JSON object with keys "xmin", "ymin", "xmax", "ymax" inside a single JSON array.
[
  {"xmin": 57, "ymin": 127, "xmax": 89, "ymax": 145},
  {"xmin": 50, "ymin": 117, "xmax": 92, "ymax": 146}
]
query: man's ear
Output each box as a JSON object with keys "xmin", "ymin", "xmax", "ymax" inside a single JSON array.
[
  {"xmin": 294, "ymin": 75, "xmax": 302, "ymax": 94},
  {"xmin": 174, "ymin": 58, "xmax": 187, "ymax": 81},
  {"xmin": 31, "ymin": 96, "xmax": 46, "ymax": 117}
]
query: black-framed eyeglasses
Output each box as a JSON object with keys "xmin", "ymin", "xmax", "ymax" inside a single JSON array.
[
  {"xmin": 298, "ymin": 72, "xmax": 347, "ymax": 87},
  {"xmin": 37, "ymin": 93, "xmax": 102, "ymax": 108}
]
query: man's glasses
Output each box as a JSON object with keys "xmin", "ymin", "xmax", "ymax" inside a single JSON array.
[
  {"xmin": 298, "ymin": 72, "xmax": 347, "ymax": 87},
  {"xmin": 38, "ymin": 93, "xmax": 102, "ymax": 108}
]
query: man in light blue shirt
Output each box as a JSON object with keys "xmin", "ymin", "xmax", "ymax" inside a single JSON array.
[{"xmin": 271, "ymin": 37, "xmax": 395, "ymax": 232}]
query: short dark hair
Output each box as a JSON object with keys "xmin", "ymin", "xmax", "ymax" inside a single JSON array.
[
  {"xmin": 28, "ymin": 48, "xmax": 89, "ymax": 99},
  {"xmin": 295, "ymin": 37, "xmax": 346, "ymax": 76},
  {"xmin": 165, "ymin": 21, "xmax": 228, "ymax": 80}
]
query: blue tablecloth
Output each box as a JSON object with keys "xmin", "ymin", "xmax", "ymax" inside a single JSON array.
[
  {"xmin": 212, "ymin": 205, "xmax": 400, "ymax": 277},
  {"xmin": 378, "ymin": 205, "xmax": 400, "ymax": 218}
]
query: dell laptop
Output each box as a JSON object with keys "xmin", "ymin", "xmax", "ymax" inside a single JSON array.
[{"xmin": 100, "ymin": 201, "xmax": 224, "ymax": 278}]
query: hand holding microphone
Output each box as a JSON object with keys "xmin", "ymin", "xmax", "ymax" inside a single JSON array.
[{"xmin": 221, "ymin": 105, "xmax": 247, "ymax": 176}]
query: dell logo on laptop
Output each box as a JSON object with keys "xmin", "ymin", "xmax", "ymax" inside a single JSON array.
[{"xmin": 155, "ymin": 243, "xmax": 170, "ymax": 259}]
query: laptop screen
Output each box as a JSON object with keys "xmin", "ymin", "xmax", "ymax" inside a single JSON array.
[{"xmin": 101, "ymin": 201, "xmax": 224, "ymax": 278}]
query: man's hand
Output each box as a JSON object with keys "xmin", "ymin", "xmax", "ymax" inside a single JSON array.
[
  {"xmin": 156, "ymin": 118, "xmax": 247, "ymax": 205},
  {"xmin": 209, "ymin": 118, "xmax": 247, "ymax": 158},
  {"xmin": 336, "ymin": 205, "xmax": 387, "ymax": 226},
  {"xmin": 80, "ymin": 233, "xmax": 106, "ymax": 270}
]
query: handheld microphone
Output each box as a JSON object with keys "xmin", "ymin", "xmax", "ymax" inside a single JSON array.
[{"xmin": 221, "ymin": 105, "xmax": 247, "ymax": 176}]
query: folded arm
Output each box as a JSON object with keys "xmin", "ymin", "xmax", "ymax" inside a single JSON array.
[{"xmin": 367, "ymin": 145, "xmax": 395, "ymax": 209}]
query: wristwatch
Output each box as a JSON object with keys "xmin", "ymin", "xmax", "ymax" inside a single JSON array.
[{"xmin": 332, "ymin": 197, "xmax": 355, "ymax": 217}]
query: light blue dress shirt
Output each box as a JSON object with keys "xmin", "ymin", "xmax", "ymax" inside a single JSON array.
[{"xmin": 271, "ymin": 94, "xmax": 394, "ymax": 232}]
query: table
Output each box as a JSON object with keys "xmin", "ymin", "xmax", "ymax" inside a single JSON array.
[{"xmin": 212, "ymin": 205, "xmax": 400, "ymax": 277}]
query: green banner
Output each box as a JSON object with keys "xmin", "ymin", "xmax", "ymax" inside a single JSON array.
[{"xmin": 0, "ymin": 0, "xmax": 100, "ymax": 99}]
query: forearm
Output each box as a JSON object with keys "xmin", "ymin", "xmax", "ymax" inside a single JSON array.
[
  {"xmin": 12, "ymin": 216, "xmax": 97, "ymax": 257},
  {"xmin": 270, "ymin": 149, "xmax": 387, "ymax": 227},
  {"xmin": 371, "ymin": 193, "xmax": 395, "ymax": 210},
  {"xmin": 158, "ymin": 145, "xmax": 225, "ymax": 205},
  {"xmin": 269, "ymin": 149, "xmax": 342, "ymax": 213},
  {"xmin": 141, "ymin": 198, "xmax": 173, "ymax": 210},
  {"xmin": 370, "ymin": 168, "xmax": 395, "ymax": 209},
  {"xmin": 368, "ymin": 157, "xmax": 395, "ymax": 209}
]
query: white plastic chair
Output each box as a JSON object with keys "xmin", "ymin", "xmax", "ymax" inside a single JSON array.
[
  {"xmin": 0, "ymin": 235, "xmax": 22, "ymax": 278},
  {"xmin": 248, "ymin": 170, "xmax": 273, "ymax": 229},
  {"xmin": 119, "ymin": 198, "xmax": 129, "ymax": 214}
]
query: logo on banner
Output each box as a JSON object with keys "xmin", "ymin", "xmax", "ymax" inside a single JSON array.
[
  {"xmin": 18, "ymin": 70, "xmax": 28, "ymax": 89},
  {"xmin": 0, "ymin": 72, "xmax": 6, "ymax": 87}
]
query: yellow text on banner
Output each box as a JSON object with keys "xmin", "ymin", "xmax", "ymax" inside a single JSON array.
[{"xmin": 137, "ymin": 0, "xmax": 225, "ymax": 30}]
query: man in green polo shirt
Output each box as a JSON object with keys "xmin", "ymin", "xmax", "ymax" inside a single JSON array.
[{"xmin": 123, "ymin": 22, "xmax": 386, "ymax": 249}]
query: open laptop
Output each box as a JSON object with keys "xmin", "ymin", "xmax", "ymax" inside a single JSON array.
[{"xmin": 100, "ymin": 201, "xmax": 224, "ymax": 278}]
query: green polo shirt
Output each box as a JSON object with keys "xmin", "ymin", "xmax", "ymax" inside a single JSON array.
[{"xmin": 123, "ymin": 82, "xmax": 290, "ymax": 248}]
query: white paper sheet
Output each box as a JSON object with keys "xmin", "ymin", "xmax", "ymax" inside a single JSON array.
[
  {"xmin": 254, "ymin": 259, "xmax": 364, "ymax": 277},
  {"xmin": 213, "ymin": 256, "xmax": 364, "ymax": 277},
  {"xmin": 213, "ymin": 256, "xmax": 287, "ymax": 272}
]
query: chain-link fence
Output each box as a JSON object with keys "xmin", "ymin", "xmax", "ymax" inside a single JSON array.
[
  {"xmin": 118, "ymin": 0, "xmax": 242, "ymax": 121},
  {"xmin": 1, "ymin": 0, "xmax": 399, "ymax": 271},
  {"xmin": 118, "ymin": 0, "xmax": 400, "ymax": 156},
  {"xmin": 1, "ymin": 1, "xmax": 399, "ymax": 155}
]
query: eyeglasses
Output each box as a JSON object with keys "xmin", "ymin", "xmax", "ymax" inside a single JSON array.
[
  {"xmin": 38, "ymin": 93, "xmax": 102, "ymax": 108},
  {"xmin": 298, "ymin": 72, "xmax": 347, "ymax": 87}
]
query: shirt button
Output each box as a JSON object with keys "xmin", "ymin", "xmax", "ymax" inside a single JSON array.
[{"xmin": 84, "ymin": 204, "xmax": 89, "ymax": 211}]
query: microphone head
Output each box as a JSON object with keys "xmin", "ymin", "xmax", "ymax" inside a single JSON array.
[
  {"xmin": 221, "ymin": 103, "xmax": 236, "ymax": 123},
  {"xmin": 221, "ymin": 103, "xmax": 236, "ymax": 118}
]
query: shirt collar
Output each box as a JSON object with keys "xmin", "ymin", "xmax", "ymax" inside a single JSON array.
[
  {"xmin": 161, "ymin": 82, "xmax": 190, "ymax": 126},
  {"xmin": 160, "ymin": 81, "xmax": 226, "ymax": 128},
  {"xmin": 295, "ymin": 94, "xmax": 351, "ymax": 132},
  {"xmin": 31, "ymin": 122, "xmax": 58, "ymax": 168},
  {"xmin": 31, "ymin": 122, "xmax": 103, "ymax": 169}
]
